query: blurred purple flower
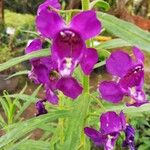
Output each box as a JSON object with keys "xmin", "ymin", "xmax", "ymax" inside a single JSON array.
[
  {"xmin": 36, "ymin": 99, "xmax": 48, "ymax": 116},
  {"xmin": 35, "ymin": 9, "xmax": 101, "ymax": 99},
  {"xmin": 84, "ymin": 111, "xmax": 126, "ymax": 150},
  {"xmin": 99, "ymin": 47, "xmax": 147, "ymax": 107},
  {"xmin": 37, "ymin": 0, "xmax": 61, "ymax": 14}
]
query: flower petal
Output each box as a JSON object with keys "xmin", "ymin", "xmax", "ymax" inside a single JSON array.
[
  {"xmin": 127, "ymin": 89, "xmax": 148, "ymax": 107},
  {"xmin": 52, "ymin": 29, "xmax": 85, "ymax": 60},
  {"xmin": 45, "ymin": 84, "xmax": 58, "ymax": 105},
  {"xmin": 119, "ymin": 64, "xmax": 144, "ymax": 90},
  {"xmin": 80, "ymin": 48, "xmax": 98, "ymax": 75},
  {"xmin": 119, "ymin": 111, "xmax": 126, "ymax": 130},
  {"xmin": 36, "ymin": 9, "xmax": 65, "ymax": 39},
  {"xmin": 100, "ymin": 111, "xmax": 124, "ymax": 134},
  {"xmin": 70, "ymin": 10, "xmax": 101, "ymax": 40},
  {"xmin": 84, "ymin": 127, "xmax": 103, "ymax": 145},
  {"xmin": 52, "ymin": 29, "xmax": 85, "ymax": 76},
  {"xmin": 56, "ymin": 77, "xmax": 83, "ymax": 99},
  {"xmin": 58, "ymin": 58, "xmax": 77, "ymax": 76},
  {"xmin": 133, "ymin": 47, "xmax": 144, "ymax": 63},
  {"xmin": 99, "ymin": 81, "xmax": 124, "ymax": 103},
  {"xmin": 41, "ymin": 56, "xmax": 58, "ymax": 71},
  {"xmin": 104, "ymin": 133, "xmax": 119, "ymax": 150},
  {"xmin": 123, "ymin": 125, "xmax": 135, "ymax": 150},
  {"xmin": 106, "ymin": 50, "xmax": 133, "ymax": 77},
  {"xmin": 38, "ymin": 0, "xmax": 61, "ymax": 14},
  {"xmin": 29, "ymin": 63, "xmax": 50, "ymax": 84},
  {"xmin": 25, "ymin": 38, "xmax": 42, "ymax": 54}
]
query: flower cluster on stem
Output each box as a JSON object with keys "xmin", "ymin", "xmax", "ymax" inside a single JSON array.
[{"xmin": 24, "ymin": 0, "xmax": 147, "ymax": 149}]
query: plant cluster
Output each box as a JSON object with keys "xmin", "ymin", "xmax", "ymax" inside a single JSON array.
[{"xmin": 0, "ymin": 0, "xmax": 150, "ymax": 150}]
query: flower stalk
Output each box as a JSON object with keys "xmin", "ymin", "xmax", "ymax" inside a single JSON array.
[
  {"xmin": 82, "ymin": 0, "xmax": 90, "ymax": 10},
  {"xmin": 82, "ymin": 0, "xmax": 90, "ymax": 94}
]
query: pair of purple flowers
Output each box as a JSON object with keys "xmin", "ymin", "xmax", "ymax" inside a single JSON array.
[
  {"xmin": 84, "ymin": 111, "xmax": 135, "ymax": 150},
  {"xmin": 84, "ymin": 47, "xmax": 146, "ymax": 150}
]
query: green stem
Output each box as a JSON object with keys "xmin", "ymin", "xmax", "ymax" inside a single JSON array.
[
  {"xmin": 81, "ymin": 1, "xmax": 91, "ymax": 149},
  {"xmin": 59, "ymin": 9, "xmax": 81, "ymax": 13},
  {"xmin": 88, "ymin": 94, "xmax": 106, "ymax": 111},
  {"xmin": 81, "ymin": 0, "xmax": 90, "ymax": 94},
  {"xmin": 82, "ymin": 0, "xmax": 90, "ymax": 10},
  {"xmin": 83, "ymin": 75, "xmax": 89, "ymax": 93}
]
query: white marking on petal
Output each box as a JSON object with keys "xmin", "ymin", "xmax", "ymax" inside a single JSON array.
[
  {"xmin": 106, "ymin": 135, "xmax": 114, "ymax": 150},
  {"xmin": 60, "ymin": 31, "xmax": 66, "ymax": 37}
]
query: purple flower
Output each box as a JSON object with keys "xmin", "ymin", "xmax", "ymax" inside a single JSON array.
[
  {"xmin": 25, "ymin": 38, "xmax": 59, "ymax": 104},
  {"xmin": 36, "ymin": 99, "xmax": 48, "ymax": 116},
  {"xmin": 37, "ymin": 0, "xmax": 61, "ymax": 14},
  {"xmin": 56, "ymin": 77, "xmax": 83, "ymax": 99},
  {"xmin": 123, "ymin": 125, "xmax": 136, "ymax": 150},
  {"xmin": 36, "ymin": 9, "xmax": 100, "ymax": 76},
  {"xmin": 35, "ymin": 9, "xmax": 101, "ymax": 99},
  {"xmin": 25, "ymin": 38, "xmax": 83, "ymax": 103},
  {"xmin": 99, "ymin": 47, "xmax": 148, "ymax": 107},
  {"xmin": 84, "ymin": 111, "xmax": 126, "ymax": 150},
  {"xmin": 25, "ymin": 38, "xmax": 58, "ymax": 84}
]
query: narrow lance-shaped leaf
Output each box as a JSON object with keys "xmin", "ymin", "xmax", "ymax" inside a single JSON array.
[
  {"xmin": 61, "ymin": 94, "xmax": 90, "ymax": 150},
  {"xmin": 97, "ymin": 12, "xmax": 150, "ymax": 52},
  {"xmin": 0, "ymin": 110, "xmax": 69, "ymax": 149},
  {"xmin": 0, "ymin": 49, "xmax": 50, "ymax": 72},
  {"xmin": 5, "ymin": 70, "xmax": 29, "ymax": 80},
  {"xmin": 94, "ymin": 103, "xmax": 150, "ymax": 116},
  {"xmin": 95, "ymin": 38, "xmax": 131, "ymax": 50}
]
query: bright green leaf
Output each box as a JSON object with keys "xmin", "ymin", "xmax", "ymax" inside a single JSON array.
[
  {"xmin": 5, "ymin": 70, "xmax": 29, "ymax": 80},
  {"xmin": 0, "ymin": 49, "xmax": 50, "ymax": 72},
  {"xmin": 97, "ymin": 12, "xmax": 150, "ymax": 52}
]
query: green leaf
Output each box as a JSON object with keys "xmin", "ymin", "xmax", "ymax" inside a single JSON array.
[
  {"xmin": 12, "ymin": 140, "xmax": 50, "ymax": 150},
  {"xmin": 97, "ymin": 12, "xmax": 150, "ymax": 52},
  {"xmin": 0, "ymin": 110, "xmax": 69, "ymax": 149},
  {"xmin": 8, "ymin": 94, "xmax": 37, "ymax": 102},
  {"xmin": 95, "ymin": 103, "xmax": 150, "ymax": 116},
  {"xmin": 13, "ymin": 83, "xmax": 28, "ymax": 109},
  {"xmin": 61, "ymin": 94, "xmax": 90, "ymax": 150},
  {"xmin": 94, "ymin": 60, "xmax": 106, "ymax": 68},
  {"xmin": 7, "ymin": 136, "xmax": 30, "ymax": 150},
  {"xmin": 90, "ymin": 0, "xmax": 110, "ymax": 11},
  {"xmin": 14, "ymin": 85, "xmax": 42, "ymax": 120},
  {"xmin": 0, "ymin": 114, "xmax": 6, "ymax": 128},
  {"xmin": 0, "ymin": 49, "xmax": 50, "ymax": 72},
  {"xmin": 0, "ymin": 97, "xmax": 10, "ymax": 120},
  {"xmin": 73, "ymin": 67, "xmax": 83, "ymax": 82},
  {"xmin": 95, "ymin": 38, "xmax": 131, "ymax": 50},
  {"xmin": 20, "ymin": 83, "xmax": 28, "ymax": 94},
  {"xmin": 5, "ymin": 70, "xmax": 29, "ymax": 80}
]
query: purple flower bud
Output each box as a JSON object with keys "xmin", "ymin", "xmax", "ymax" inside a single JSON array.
[{"xmin": 36, "ymin": 99, "xmax": 48, "ymax": 116}]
